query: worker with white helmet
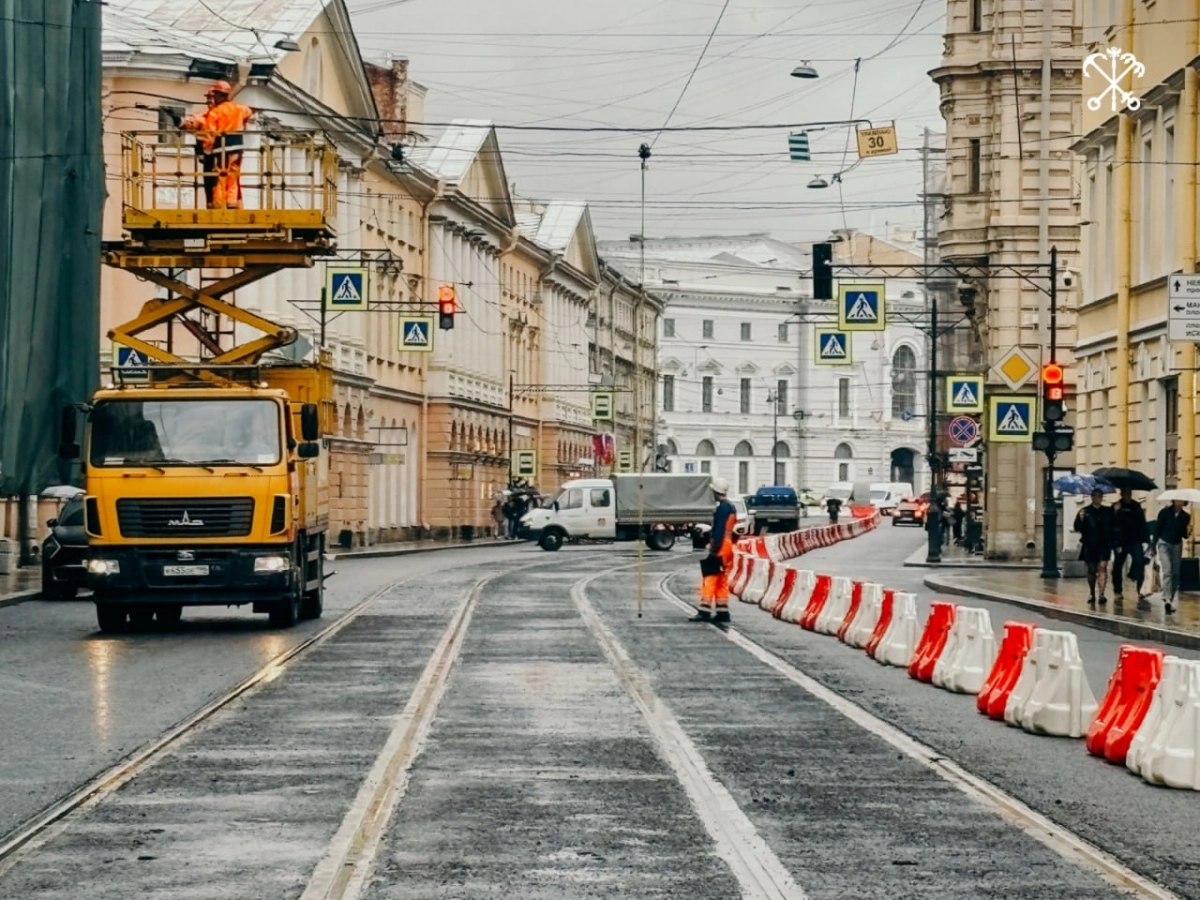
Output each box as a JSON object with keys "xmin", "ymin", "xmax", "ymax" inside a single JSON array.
[{"xmin": 694, "ymin": 476, "xmax": 736, "ymax": 623}]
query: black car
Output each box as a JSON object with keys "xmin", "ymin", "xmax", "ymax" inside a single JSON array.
[{"xmin": 42, "ymin": 495, "xmax": 87, "ymax": 600}]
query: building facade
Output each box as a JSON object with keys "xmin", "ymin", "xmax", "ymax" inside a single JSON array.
[
  {"xmin": 1073, "ymin": 1, "xmax": 1200, "ymax": 503},
  {"xmin": 600, "ymin": 235, "xmax": 928, "ymax": 498},
  {"xmin": 930, "ymin": 0, "xmax": 1082, "ymax": 558}
]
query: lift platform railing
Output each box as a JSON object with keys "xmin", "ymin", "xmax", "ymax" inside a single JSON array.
[{"xmin": 120, "ymin": 130, "xmax": 338, "ymax": 235}]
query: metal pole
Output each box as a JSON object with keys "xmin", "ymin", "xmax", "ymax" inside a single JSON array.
[
  {"xmin": 772, "ymin": 391, "xmax": 780, "ymax": 485},
  {"xmin": 923, "ymin": 127, "xmax": 943, "ymax": 564},
  {"xmin": 320, "ymin": 286, "xmax": 327, "ymax": 349},
  {"xmin": 508, "ymin": 373, "xmax": 514, "ymax": 488},
  {"xmin": 1041, "ymin": 246, "xmax": 1060, "ymax": 578}
]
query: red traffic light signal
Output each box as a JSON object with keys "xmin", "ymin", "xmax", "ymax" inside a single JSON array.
[
  {"xmin": 1042, "ymin": 363, "xmax": 1064, "ymax": 385},
  {"xmin": 438, "ymin": 284, "xmax": 456, "ymax": 330}
]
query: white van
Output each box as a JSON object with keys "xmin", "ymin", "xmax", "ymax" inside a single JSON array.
[{"xmin": 869, "ymin": 482, "xmax": 914, "ymax": 515}]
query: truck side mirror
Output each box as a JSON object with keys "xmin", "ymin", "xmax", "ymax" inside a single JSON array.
[
  {"xmin": 59, "ymin": 405, "xmax": 80, "ymax": 459},
  {"xmin": 297, "ymin": 442, "xmax": 320, "ymax": 459},
  {"xmin": 300, "ymin": 404, "xmax": 320, "ymax": 442}
]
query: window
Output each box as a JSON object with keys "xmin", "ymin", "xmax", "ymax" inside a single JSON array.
[
  {"xmin": 738, "ymin": 461, "xmax": 750, "ymax": 494},
  {"xmin": 968, "ymin": 139, "xmax": 982, "ymax": 193},
  {"xmin": 700, "ymin": 460, "xmax": 711, "ymax": 474},
  {"xmin": 774, "ymin": 461, "xmax": 786, "ymax": 486},
  {"xmin": 733, "ymin": 440, "xmax": 754, "ymax": 457},
  {"xmin": 1139, "ymin": 134, "xmax": 1154, "ymax": 283},
  {"xmin": 590, "ymin": 489, "xmax": 611, "ymax": 508},
  {"xmin": 740, "ymin": 378, "xmax": 751, "ymax": 414},
  {"xmin": 838, "ymin": 378, "xmax": 851, "ymax": 418},
  {"xmin": 663, "ymin": 318, "xmax": 675, "ymax": 337},
  {"xmin": 702, "ymin": 376, "xmax": 713, "ymax": 412},
  {"xmin": 157, "ymin": 105, "xmax": 186, "ymax": 141},
  {"xmin": 775, "ymin": 380, "xmax": 788, "ymax": 415},
  {"xmin": 835, "ymin": 442, "xmax": 853, "ymax": 483},
  {"xmin": 772, "ymin": 441, "xmax": 790, "ymax": 487},
  {"xmin": 778, "ymin": 322, "xmax": 789, "ymax": 343},
  {"xmin": 702, "ymin": 319, "xmax": 714, "ymax": 339},
  {"xmin": 662, "ymin": 374, "xmax": 675, "ymax": 412},
  {"xmin": 696, "ymin": 439, "xmax": 716, "ymax": 457},
  {"xmin": 969, "ymin": 0, "xmax": 982, "ymax": 31},
  {"xmin": 1165, "ymin": 377, "xmax": 1179, "ymax": 486},
  {"xmin": 1164, "ymin": 121, "xmax": 1176, "ymax": 273},
  {"xmin": 1165, "ymin": 378, "xmax": 1179, "ymax": 434},
  {"xmin": 559, "ymin": 489, "xmax": 583, "ymax": 510},
  {"xmin": 740, "ymin": 322, "xmax": 752, "ymax": 341},
  {"xmin": 891, "ymin": 346, "xmax": 917, "ymax": 418},
  {"xmin": 838, "ymin": 463, "xmax": 849, "ymax": 482},
  {"xmin": 666, "ymin": 439, "xmax": 679, "ymax": 455}
]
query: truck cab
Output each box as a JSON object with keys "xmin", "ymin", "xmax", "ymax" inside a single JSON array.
[{"xmin": 521, "ymin": 479, "xmax": 617, "ymax": 550}]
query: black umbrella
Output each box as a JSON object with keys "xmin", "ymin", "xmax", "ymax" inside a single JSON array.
[{"xmin": 1091, "ymin": 467, "xmax": 1157, "ymax": 492}]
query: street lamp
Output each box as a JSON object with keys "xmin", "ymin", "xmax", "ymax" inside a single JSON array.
[{"xmin": 790, "ymin": 62, "xmax": 819, "ymax": 79}]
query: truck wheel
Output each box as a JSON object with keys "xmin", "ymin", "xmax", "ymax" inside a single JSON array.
[
  {"xmin": 269, "ymin": 592, "xmax": 301, "ymax": 628},
  {"xmin": 96, "ymin": 604, "xmax": 127, "ymax": 634},
  {"xmin": 539, "ymin": 530, "xmax": 563, "ymax": 552},
  {"xmin": 300, "ymin": 535, "xmax": 324, "ymax": 620},
  {"xmin": 156, "ymin": 606, "xmax": 183, "ymax": 627},
  {"xmin": 647, "ymin": 530, "xmax": 675, "ymax": 552}
]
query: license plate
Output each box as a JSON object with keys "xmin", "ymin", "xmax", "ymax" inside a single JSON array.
[{"xmin": 163, "ymin": 565, "xmax": 209, "ymax": 577}]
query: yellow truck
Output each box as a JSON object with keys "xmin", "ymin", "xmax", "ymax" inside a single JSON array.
[{"xmin": 61, "ymin": 361, "xmax": 333, "ymax": 632}]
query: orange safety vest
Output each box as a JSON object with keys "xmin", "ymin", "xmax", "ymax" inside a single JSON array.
[{"xmin": 182, "ymin": 100, "xmax": 253, "ymax": 153}]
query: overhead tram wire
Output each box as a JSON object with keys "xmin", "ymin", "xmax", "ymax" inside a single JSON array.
[{"xmin": 647, "ymin": 0, "xmax": 732, "ymax": 151}]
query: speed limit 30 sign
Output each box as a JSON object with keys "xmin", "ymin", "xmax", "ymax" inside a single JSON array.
[{"xmin": 856, "ymin": 124, "xmax": 899, "ymax": 159}]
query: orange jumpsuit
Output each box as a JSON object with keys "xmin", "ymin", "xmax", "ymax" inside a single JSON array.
[
  {"xmin": 182, "ymin": 100, "xmax": 253, "ymax": 209},
  {"xmin": 700, "ymin": 500, "xmax": 736, "ymax": 613}
]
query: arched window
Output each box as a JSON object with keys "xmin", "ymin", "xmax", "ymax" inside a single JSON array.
[
  {"xmin": 772, "ymin": 441, "xmax": 790, "ymax": 458},
  {"xmin": 834, "ymin": 442, "xmax": 853, "ymax": 482},
  {"xmin": 891, "ymin": 345, "xmax": 918, "ymax": 419},
  {"xmin": 666, "ymin": 439, "xmax": 680, "ymax": 455},
  {"xmin": 733, "ymin": 440, "xmax": 754, "ymax": 457},
  {"xmin": 696, "ymin": 439, "xmax": 716, "ymax": 457}
]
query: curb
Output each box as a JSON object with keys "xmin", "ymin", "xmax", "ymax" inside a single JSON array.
[
  {"xmin": 925, "ymin": 574, "xmax": 1200, "ymax": 652},
  {"xmin": 903, "ymin": 546, "xmax": 1040, "ymax": 570},
  {"xmin": 330, "ymin": 539, "xmax": 514, "ymax": 561},
  {"xmin": 0, "ymin": 589, "xmax": 41, "ymax": 609}
]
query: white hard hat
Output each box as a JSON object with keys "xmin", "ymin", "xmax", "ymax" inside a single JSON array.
[{"xmin": 711, "ymin": 477, "xmax": 731, "ymax": 496}]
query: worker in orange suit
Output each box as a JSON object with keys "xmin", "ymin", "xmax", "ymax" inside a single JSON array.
[
  {"xmin": 694, "ymin": 477, "xmax": 736, "ymax": 624},
  {"xmin": 180, "ymin": 80, "xmax": 253, "ymax": 209}
]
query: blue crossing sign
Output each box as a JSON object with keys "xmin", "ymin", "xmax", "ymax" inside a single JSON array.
[
  {"xmin": 989, "ymin": 395, "xmax": 1035, "ymax": 443},
  {"xmin": 399, "ymin": 315, "xmax": 434, "ymax": 353},
  {"xmin": 837, "ymin": 283, "xmax": 885, "ymax": 331},
  {"xmin": 946, "ymin": 375, "xmax": 985, "ymax": 413},
  {"xmin": 815, "ymin": 329, "xmax": 852, "ymax": 365},
  {"xmin": 325, "ymin": 267, "xmax": 368, "ymax": 310},
  {"xmin": 113, "ymin": 345, "xmax": 149, "ymax": 381}
]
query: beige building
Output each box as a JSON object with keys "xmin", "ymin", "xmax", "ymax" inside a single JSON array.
[
  {"xmin": 1073, "ymin": 1, "xmax": 1200, "ymax": 499},
  {"xmin": 930, "ymin": 0, "xmax": 1082, "ymax": 558}
]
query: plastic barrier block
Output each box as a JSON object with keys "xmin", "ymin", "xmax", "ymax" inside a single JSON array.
[
  {"xmin": 836, "ymin": 582, "xmax": 865, "ymax": 643},
  {"xmin": 815, "ymin": 576, "xmax": 853, "ymax": 635},
  {"xmin": 1005, "ymin": 629, "xmax": 1098, "ymax": 738},
  {"xmin": 932, "ymin": 607, "xmax": 997, "ymax": 695},
  {"xmin": 864, "ymin": 589, "xmax": 896, "ymax": 659},
  {"xmin": 758, "ymin": 564, "xmax": 790, "ymax": 612},
  {"xmin": 908, "ymin": 601, "xmax": 957, "ymax": 683},
  {"xmin": 874, "ymin": 592, "xmax": 919, "ymax": 668},
  {"xmin": 978, "ymin": 621, "xmax": 1036, "ymax": 720},
  {"xmin": 845, "ymin": 583, "xmax": 884, "ymax": 649},
  {"xmin": 779, "ymin": 570, "xmax": 816, "ymax": 623},
  {"xmin": 1128, "ymin": 655, "xmax": 1183, "ymax": 778},
  {"xmin": 1086, "ymin": 645, "xmax": 1163, "ymax": 765},
  {"xmin": 799, "ymin": 573, "xmax": 833, "ymax": 631},
  {"xmin": 742, "ymin": 559, "xmax": 774, "ymax": 606}
]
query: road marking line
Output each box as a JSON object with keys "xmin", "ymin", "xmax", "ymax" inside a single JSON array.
[
  {"xmin": 0, "ymin": 577, "xmax": 407, "ymax": 877},
  {"xmin": 572, "ymin": 572, "xmax": 807, "ymax": 900},
  {"xmin": 300, "ymin": 574, "xmax": 490, "ymax": 900},
  {"xmin": 658, "ymin": 572, "xmax": 1183, "ymax": 900}
]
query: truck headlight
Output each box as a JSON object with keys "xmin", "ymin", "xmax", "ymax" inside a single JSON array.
[
  {"xmin": 254, "ymin": 556, "xmax": 288, "ymax": 573},
  {"xmin": 86, "ymin": 559, "xmax": 120, "ymax": 575}
]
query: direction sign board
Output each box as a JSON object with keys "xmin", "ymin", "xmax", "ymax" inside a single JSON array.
[
  {"xmin": 113, "ymin": 345, "xmax": 149, "ymax": 381},
  {"xmin": 988, "ymin": 395, "xmax": 1035, "ymax": 443},
  {"xmin": 326, "ymin": 267, "xmax": 368, "ymax": 310},
  {"xmin": 398, "ymin": 315, "xmax": 434, "ymax": 352},
  {"xmin": 855, "ymin": 124, "xmax": 899, "ymax": 159},
  {"xmin": 948, "ymin": 416, "xmax": 980, "ymax": 446},
  {"xmin": 511, "ymin": 449, "xmax": 537, "ymax": 478},
  {"xmin": 815, "ymin": 329, "xmax": 852, "ymax": 365},
  {"xmin": 949, "ymin": 447, "xmax": 979, "ymax": 464},
  {"xmin": 1168, "ymin": 275, "xmax": 1200, "ymax": 341},
  {"xmin": 946, "ymin": 375, "xmax": 984, "ymax": 414},
  {"xmin": 837, "ymin": 283, "xmax": 886, "ymax": 332}
]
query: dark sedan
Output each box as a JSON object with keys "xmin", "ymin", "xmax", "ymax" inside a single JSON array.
[{"xmin": 42, "ymin": 495, "xmax": 87, "ymax": 600}]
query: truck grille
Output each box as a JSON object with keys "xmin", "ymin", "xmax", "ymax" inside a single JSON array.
[{"xmin": 116, "ymin": 497, "xmax": 255, "ymax": 538}]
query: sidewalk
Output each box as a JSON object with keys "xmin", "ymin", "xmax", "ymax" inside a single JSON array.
[
  {"xmin": 0, "ymin": 566, "xmax": 42, "ymax": 608},
  {"xmin": 904, "ymin": 542, "xmax": 1040, "ymax": 570},
  {"xmin": 926, "ymin": 567, "xmax": 1200, "ymax": 651}
]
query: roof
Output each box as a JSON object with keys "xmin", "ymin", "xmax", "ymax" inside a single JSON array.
[
  {"xmin": 104, "ymin": 0, "xmax": 328, "ymax": 63},
  {"xmin": 532, "ymin": 200, "xmax": 587, "ymax": 253},
  {"xmin": 410, "ymin": 119, "xmax": 493, "ymax": 183}
]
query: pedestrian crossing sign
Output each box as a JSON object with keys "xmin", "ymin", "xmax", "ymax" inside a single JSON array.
[
  {"xmin": 988, "ymin": 395, "xmax": 1035, "ymax": 443},
  {"xmin": 112, "ymin": 344, "xmax": 149, "ymax": 381},
  {"xmin": 325, "ymin": 267, "xmax": 368, "ymax": 310},
  {"xmin": 837, "ymin": 283, "xmax": 885, "ymax": 331},
  {"xmin": 946, "ymin": 375, "xmax": 985, "ymax": 413},
  {"xmin": 815, "ymin": 329, "xmax": 852, "ymax": 365},
  {"xmin": 398, "ymin": 315, "xmax": 434, "ymax": 353}
]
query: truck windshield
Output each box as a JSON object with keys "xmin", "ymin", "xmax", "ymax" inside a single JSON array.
[{"xmin": 89, "ymin": 399, "xmax": 283, "ymax": 468}]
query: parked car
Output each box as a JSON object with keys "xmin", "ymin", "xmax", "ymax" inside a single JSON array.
[
  {"xmin": 42, "ymin": 493, "xmax": 87, "ymax": 599},
  {"xmin": 893, "ymin": 494, "xmax": 931, "ymax": 527}
]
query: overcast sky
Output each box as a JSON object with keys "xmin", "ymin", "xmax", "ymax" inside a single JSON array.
[{"xmin": 348, "ymin": 0, "xmax": 946, "ymax": 245}]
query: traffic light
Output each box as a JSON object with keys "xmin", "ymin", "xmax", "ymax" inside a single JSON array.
[
  {"xmin": 438, "ymin": 284, "xmax": 456, "ymax": 330},
  {"xmin": 813, "ymin": 242, "xmax": 833, "ymax": 300},
  {"xmin": 1033, "ymin": 430, "xmax": 1074, "ymax": 453},
  {"xmin": 1042, "ymin": 362, "xmax": 1065, "ymax": 423}
]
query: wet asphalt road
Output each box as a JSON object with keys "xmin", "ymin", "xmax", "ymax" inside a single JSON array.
[{"xmin": 0, "ymin": 532, "xmax": 1196, "ymax": 898}]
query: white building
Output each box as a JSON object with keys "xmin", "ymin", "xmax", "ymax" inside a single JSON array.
[{"xmin": 599, "ymin": 234, "xmax": 930, "ymax": 498}]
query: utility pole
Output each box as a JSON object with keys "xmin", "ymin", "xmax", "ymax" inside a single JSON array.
[
  {"xmin": 768, "ymin": 388, "xmax": 781, "ymax": 485},
  {"xmin": 638, "ymin": 142, "xmax": 651, "ymax": 472},
  {"xmin": 922, "ymin": 127, "xmax": 944, "ymax": 564}
]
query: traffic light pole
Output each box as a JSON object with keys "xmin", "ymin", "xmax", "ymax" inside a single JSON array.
[{"xmin": 1040, "ymin": 246, "xmax": 1061, "ymax": 579}]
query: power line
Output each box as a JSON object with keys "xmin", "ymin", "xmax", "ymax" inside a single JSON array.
[{"xmin": 650, "ymin": 0, "xmax": 731, "ymax": 149}]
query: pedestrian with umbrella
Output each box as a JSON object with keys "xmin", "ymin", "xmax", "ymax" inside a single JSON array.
[
  {"xmin": 1153, "ymin": 489, "xmax": 1198, "ymax": 614},
  {"xmin": 1093, "ymin": 468, "xmax": 1157, "ymax": 608},
  {"xmin": 1074, "ymin": 487, "xmax": 1117, "ymax": 606}
]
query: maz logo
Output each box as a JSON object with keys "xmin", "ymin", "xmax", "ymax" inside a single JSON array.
[{"xmin": 167, "ymin": 511, "xmax": 206, "ymax": 527}]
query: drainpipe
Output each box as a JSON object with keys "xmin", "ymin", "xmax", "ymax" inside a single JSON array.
[
  {"xmin": 418, "ymin": 187, "xmax": 440, "ymax": 536},
  {"xmin": 1114, "ymin": 111, "xmax": 1133, "ymax": 467},
  {"xmin": 1180, "ymin": 63, "xmax": 1198, "ymax": 546}
]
